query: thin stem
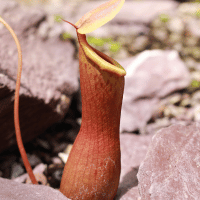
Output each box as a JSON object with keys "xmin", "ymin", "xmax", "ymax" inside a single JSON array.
[
  {"xmin": 61, "ymin": 19, "xmax": 78, "ymax": 29},
  {"xmin": 0, "ymin": 17, "xmax": 38, "ymax": 184}
]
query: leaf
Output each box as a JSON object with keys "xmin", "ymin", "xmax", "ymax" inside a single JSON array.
[{"xmin": 76, "ymin": 0, "xmax": 125, "ymax": 34}]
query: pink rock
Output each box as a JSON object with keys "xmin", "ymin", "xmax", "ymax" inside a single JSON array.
[
  {"xmin": 117, "ymin": 187, "xmax": 140, "ymax": 200},
  {"xmin": 0, "ymin": 177, "xmax": 70, "ymax": 200},
  {"xmin": 137, "ymin": 122, "xmax": 200, "ymax": 199},
  {"xmin": 116, "ymin": 133, "xmax": 153, "ymax": 200},
  {"xmin": 0, "ymin": 0, "xmax": 79, "ymax": 153},
  {"xmin": 120, "ymin": 50, "xmax": 190, "ymax": 133}
]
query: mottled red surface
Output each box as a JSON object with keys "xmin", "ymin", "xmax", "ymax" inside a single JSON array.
[{"xmin": 60, "ymin": 33, "xmax": 125, "ymax": 200}]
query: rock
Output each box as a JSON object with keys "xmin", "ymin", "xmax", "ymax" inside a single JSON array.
[
  {"xmin": 191, "ymin": 91, "xmax": 200, "ymax": 106},
  {"xmin": 163, "ymin": 104, "xmax": 187, "ymax": 119},
  {"xmin": 180, "ymin": 93, "xmax": 191, "ymax": 107},
  {"xmin": 184, "ymin": 57, "xmax": 197, "ymax": 70},
  {"xmin": 167, "ymin": 17, "xmax": 184, "ymax": 34},
  {"xmin": 184, "ymin": 35, "xmax": 199, "ymax": 47},
  {"xmin": 14, "ymin": 163, "xmax": 46, "ymax": 184},
  {"xmin": 193, "ymin": 105, "xmax": 200, "ymax": 121},
  {"xmin": 11, "ymin": 163, "xmax": 24, "ymax": 179},
  {"xmin": 152, "ymin": 28, "xmax": 168, "ymax": 42},
  {"xmin": 115, "ymin": 133, "xmax": 153, "ymax": 200},
  {"xmin": 191, "ymin": 71, "xmax": 200, "ymax": 82},
  {"xmin": 137, "ymin": 122, "xmax": 200, "ymax": 200},
  {"xmin": 149, "ymin": 1, "xmax": 200, "ymax": 67},
  {"xmin": 117, "ymin": 187, "xmax": 140, "ymax": 200},
  {"xmin": 168, "ymin": 93, "xmax": 182, "ymax": 105},
  {"xmin": 0, "ymin": 177, "xmax": 70, "ymax": 200},
  {"xmin": 129, "ymin": 35, "xmax": 149, "ymax": 53},
  {"xmin": 51, "ymin": 157, "xmax": 62, "ymax": 165},
  {"xmin": 0, "ymin": 0, "xmax": 79, "ymax": 153},
  {"xmin": 178, "ymin": 2, "xmax": 200, "ymax": 16},
  {"xmin": 25, "ymin": 154, "xmax": 42, "ymax": 168},
  {"xmin": 0, "ymin": 154, "xmax": 17, "ymax": 176},
  {"xmin": 45, "ymin": 164, "xmax": 64, "ymax": 188},
  {"xmin": 145, "ymin": 118, "xmax": 172, "ymax": 136},
  {"xmin": 120, "ymin": 50, "xmax": 190, "ymax": 133},
  {"xmin": 116, "ymin": 1, "xmax": 178, "ymax": 24},
  {"xmin": 146, "ymin": 93, "xmax": 194, "ymax": 135},
  {"xmin": 169, "ymin": 33, "xmax": 183, "ymax": 44}
]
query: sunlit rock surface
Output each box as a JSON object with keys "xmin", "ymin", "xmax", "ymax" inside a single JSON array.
[
  {"xmin": 120, "ymin": 50, "xmax": 190, "ymax": 133},
  {"xmin": 137, "ymin": 122, "xmax": 200, "ymax": 199},
  {"xmin": 0, "ymin": 177, "xmax": 70, "ymax": 200},
  {"xmin": 0, "ymin": 0, "xmax": 79, "ymax": 153}
]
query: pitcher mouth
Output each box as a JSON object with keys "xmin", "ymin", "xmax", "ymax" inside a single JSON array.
[{"xmin": 77, "ymin": 33, "xmax": 126, "ymax": 77}]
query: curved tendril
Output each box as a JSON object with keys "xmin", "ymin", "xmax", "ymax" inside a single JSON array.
[{"xmin": 0, "ymin": 17, "xmax": 38, "ymax": 185}]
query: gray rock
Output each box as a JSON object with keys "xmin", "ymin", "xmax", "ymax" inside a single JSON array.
[
  {"xmin": 11, "ymin": 163, "xmax": 24, "ymax": 179},
  {"xmin": 25, "ymin": 154, "xmax": 42, "ymax": 167},
  {"xmin": 0, "ymin": 177, "xmax": 70, "ymax": 200},
  {"xmin": 130, "ymin": 35, "xmax": 149, "ymax": 53},
  {"xmin": 0, "ymin": 0, "xmax": 79, "ymax": 153},
  {"xmin": 137, "ymin": 122, "xmax": 200, "ymax": 200},
  {"xmin": 120, "ymin": 50, "xmax": 190, "ymax": 132}
]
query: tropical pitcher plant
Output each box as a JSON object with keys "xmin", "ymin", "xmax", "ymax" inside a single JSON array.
[{"xmin": 0, "ymin": 0, "xmax": 126, "ymax": 199}]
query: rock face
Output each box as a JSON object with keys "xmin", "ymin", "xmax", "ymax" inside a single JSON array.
[
  {"xmin": 0, "ymin": 0, "xmax": 79, "ymax": 153},
  {"xmin": 120, "ymin": 50, "xmax": 191, "ymax": 133},
  {"xmin": 115, "ymin": 133, "xmax": 153, "ymax": 200},
  {"xmin": 0, "ymin": 177, "xmax": 70, "ymax": 200},
  {"xmin": 137, "ymin": 122, "xmax": 200, "ymax": 200}
]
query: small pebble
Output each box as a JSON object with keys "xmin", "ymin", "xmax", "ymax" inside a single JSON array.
[
  {"xmin": 51, "ymin": 157, "xmax": 62, "ymax": 165},
  {"xmin": 11, "ymin": 163, "xmax": 24, "ymax": 179},
  {"xmin": 58, "ymin": 152, "xmax": 69, "ymax": 164}
]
